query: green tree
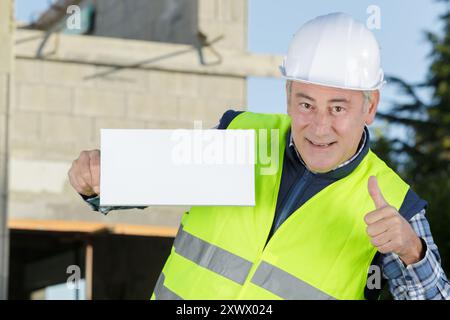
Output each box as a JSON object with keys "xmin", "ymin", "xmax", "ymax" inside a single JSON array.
[{"xmin": 372, "ymin": 1, "xmax": 450, "ymax": 276}]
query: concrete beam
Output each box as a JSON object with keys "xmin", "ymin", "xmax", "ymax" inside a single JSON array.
[{"xmin": 15, "ymin": 29, "xmax": 283, "ymax": 78}]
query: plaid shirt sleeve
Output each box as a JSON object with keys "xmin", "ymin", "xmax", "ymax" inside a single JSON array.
[{"xmin": 381, "ymin": 209, "xmax": 450, "ymax": 300}]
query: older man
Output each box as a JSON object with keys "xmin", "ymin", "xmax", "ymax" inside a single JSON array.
[{"xmin": 68, "ymin": 13, "xmax": 450, "ymax": 299}]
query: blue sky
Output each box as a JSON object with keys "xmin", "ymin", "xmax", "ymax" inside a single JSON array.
[{"xmin": 15, "ymin": 0, "xmax": 53, "ymax": 22}]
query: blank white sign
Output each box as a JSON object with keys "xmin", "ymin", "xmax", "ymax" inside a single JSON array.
[{"xmin": 100, "ymin": 129, "xmax": 255, "ymax": 206}]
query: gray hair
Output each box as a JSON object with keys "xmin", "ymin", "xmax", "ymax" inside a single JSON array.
[
  {"xmin": 362, "ymin": 90, "xmax": 373, "ymax": 111},
  {"xmin": 286, "ymin": 80, "xmax": 293, "ymax": 105}
]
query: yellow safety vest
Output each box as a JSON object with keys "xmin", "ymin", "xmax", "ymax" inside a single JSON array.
[{"xmin": 151, "ymin": 112, "xmax": 410, "ymax": 300}]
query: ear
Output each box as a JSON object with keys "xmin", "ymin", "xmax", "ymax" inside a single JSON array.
[{"xmin": 364, "ymin": 90, "xmax": 380, "ymax": 125}]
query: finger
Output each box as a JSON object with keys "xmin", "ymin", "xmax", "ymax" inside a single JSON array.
[
  {"xmin": 366, "ymin": 218, "xmax": 390, "ymax": 237},
  {"xmin": 78, "ymin": 151, "xmax": 93, "ymax": 190},
  {"xmin": 68, "ymin": 165, "xmax": 83, "ymax": 194},
  {"xmin": 75, "ymin": 173, "xmax": 95, "ymax": 196},
  {"xmin": 368, "ymin": 176, "xmax": 388, "ymax": 209},
  {"xmin": 364, "ymin": 205, "xmax": 396, "ymax": 225},
  {"xmin": 370, "ymin": 231, "xmax": 392, "ymax": 247},
  {"xmin": 89, "ymin": 150, "xmax": 101, "ymax": 195},
  {"xmin": 68, "ymin": 161, "xmax": 78, "ymax": 189},
  {"xmin": 73, "ymin": 152, "xmax": 95, "ymax": 196},
  {"xmin": 70, "ymin": 170, "xmax": 87, "ymax": 195}
]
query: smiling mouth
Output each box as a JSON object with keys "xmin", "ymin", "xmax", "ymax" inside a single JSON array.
[{"xmin": 306, "ymin": 138, "xmax": 337, "ymax": 148}]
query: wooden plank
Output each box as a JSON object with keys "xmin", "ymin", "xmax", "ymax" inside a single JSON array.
[{"xmin": 8, "ymin": 219, "xmax": 177, "ymax": 237}]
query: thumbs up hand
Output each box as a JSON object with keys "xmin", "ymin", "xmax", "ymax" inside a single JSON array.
[{"xmin": 364, "ymin": 176, "xmax": 425, "ymax": 266}]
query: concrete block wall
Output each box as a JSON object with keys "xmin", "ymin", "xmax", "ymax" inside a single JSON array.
[{"xmin": 198, "ymin": 0, "xmax": 247, "ymax": 51}]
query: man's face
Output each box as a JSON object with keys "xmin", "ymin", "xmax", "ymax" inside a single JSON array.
[{"xmin": 287, "ymin": 81, "xmax": 379, "ymax": 173}]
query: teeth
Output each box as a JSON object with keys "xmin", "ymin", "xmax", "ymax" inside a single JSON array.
[
  {"xmin": 311, "ymin": 141, "xmax": 333, "ymax": 146},
  {"xmin": 308, "ymin": 139, "xmax": 333, "ymax": 147}
]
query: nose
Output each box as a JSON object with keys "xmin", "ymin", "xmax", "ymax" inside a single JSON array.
[{"xmin": 311, "ymin": 110, "xmax": 332, "ymax": 137}]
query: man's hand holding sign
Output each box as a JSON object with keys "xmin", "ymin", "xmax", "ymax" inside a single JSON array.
[{"xmin": 365, "ymin": 176, "xmax": 425, "ymax": 266}]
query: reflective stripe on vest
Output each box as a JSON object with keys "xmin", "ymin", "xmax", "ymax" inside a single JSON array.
[
  {"xmin": 155, "ymin": 227, "xmax": 337, "ymax": 300},
  {"xmin": 173, "ymin": 225, "xmax": 253, "ymax": 285},
  {"xmin": 251, "ymin": 261, "xmax": 335, "ymax": 300},
  {"xmin": 154, "ymin": 273, "xmax": 183, "ymax": 300}
]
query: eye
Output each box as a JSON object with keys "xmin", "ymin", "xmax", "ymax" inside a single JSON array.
[
  {"xmin": 299, "ymin": 102, "xmax": 313, "ymax": 110},
  {"xmin": 332, "ymin": 106, "xmax": 345, "ymax": 113}
]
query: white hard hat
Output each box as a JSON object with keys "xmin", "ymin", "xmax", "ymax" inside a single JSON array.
[{"xmin": 280, "ymin": 12, "xmax": 385, "ymax": 91}]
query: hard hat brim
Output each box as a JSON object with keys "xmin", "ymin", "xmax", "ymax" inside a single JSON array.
[{"xmin": 279, "ymin": 66, "xmax": 386, "ymax": 91}]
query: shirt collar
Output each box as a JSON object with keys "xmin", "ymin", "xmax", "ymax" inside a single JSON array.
[{"xmin": 287, "ymin": 127, "xmax": 370, "ymax": 180}]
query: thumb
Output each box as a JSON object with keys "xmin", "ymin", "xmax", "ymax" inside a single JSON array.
[{"xmin": 368, "ymin": 176, "xmax": 388, "ymax": 209}]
